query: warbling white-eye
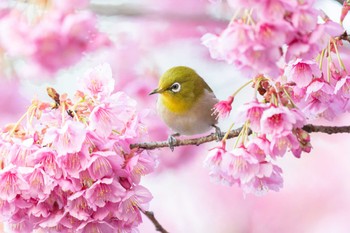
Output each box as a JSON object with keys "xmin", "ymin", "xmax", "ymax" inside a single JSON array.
[{"xmin": 149, "ymin": 66, "xmax": 221, "ymax": 151}]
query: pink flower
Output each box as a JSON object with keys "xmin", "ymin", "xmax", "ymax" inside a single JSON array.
[
  {"xmin": 243, "ymin": 163, "xmax": 283, "ymax": 195},
  {"xmin": 286, "ymin": 20, "xmax": 343, "ymax": 61},
  {"xmin": 284, "ymin": 59, "xmax": 321, "ymax": 88},
  {"xmin": 341, "ymin": 1, "xmax": 350, "ymax": 23},
  {"xmin": 260, "ymin": 106, "xmax": 303, "ymax": 135},
  {"xmin": 84, "ymin": 178, "xmax": 125, "ymax": 211},
  {"xmin": 239, "ymin": 45, "xmax": 282, "ymax": 77},
  {"xmin": 57, "ymin": 148, "xmax": 90, "ymax": 179},
  {"xmin": 205, "ymin": 145, "xmax": 284, "ymax": 194},
  {"xmin": 56, "ymin": 213, "xmax": 82, "ymax": 231},
  {"xmin": 118, "ymin": 185, "xmax": 152, "ymax": 222},
  {"xmin": 31, "ymin": 148, "xmax": 64, "ymax": 179},
  {"xmin": 30, "ymin": 11, "xmax": 109, "ymax": 73},
  {"xmin": 0, "ymin": 199, "xmax": 15, "ymax": 219},
  {"xmin": 67, "ymin": 191, "xmax": 93, "ymax": 221},
  {"xmin": 238, "ymin": 100, "xmax": 269, "ymax": 132},
  {"xmin": 303, "ymin": 79, "xmax": 345, "ymax": 120},
  {"xmin": 221, "ymin": 146, "xmax": 260, "ymax": 184},
  {"xmin": 212, "ymin": 96, "xmax": 234, "ymax": 119},
  {"xmin": 87, "ymin": 151, "xmax": 122, "ymax": 180},
  {"xmin": 9, "ymin": 140, "xmax": 39, "ymax": 167},
  {"xmin": 37, "ymin": 209, "xmax": 66, "ymax": 229},
  {"xmin": 89, "ymin": 92, "xmax": 136, "ymax": 138},
  {"xmin": 291, "ymin": 128, "xmax": 312, "ymax": 158},
  {"xmin": 0, "ymin": 10, "xmax": 31, "ymax": 57},
  {"xmin": 204, "ymin": 145, "xmax": 237, "ymax": 186},
  {"xmin": 202, "ymin": 21, "xmax": 253, "ymax": 63},
  {"xmin": 76, "ymin": 220, "xmax": 115, "ymax": 233},
  {"xmin": 80, "ymin": 63, "xmax": 115, "ymax": 100},
  {"xmin": 5, "ymin": 220, "xmax": 33, "ymax": 233},
  {"xmin": 335, "ymin": 75, "xmax": 350, "ymax": 98},
  {"xmin": 0, "ymin": 165, "xmax": 29, "ymax": 202},
  {"xmin": 290, "ymin": 108, "xmax": 307, "ymax": 128},
  {"xmin": 246, "ymin": 135, "xmax": 270, "ymax": 162},
  {"xmin": 291, "ymin": 8, "xmax": 318, "ymax": 34},
  {"xmin": 24, "ymin": 166, "xmax": 56, "ymax": 200},
  {"xmin": 269, "ymin": 131, "xmax": 300, "ymax": 158},
  {"xmin": 123, "ymin": 150, "xmax": 157, "ymax": 184},
  {"xmin": 204, "ymin": 144, "xmax": 227, "ymax": 169},
  {"xmin": 43, "ymin": 120, "xmax": 87, "ymax": 156},
  {"xmin": 255, "ymin": 21, "xmax": 290, "ymax": 47}
]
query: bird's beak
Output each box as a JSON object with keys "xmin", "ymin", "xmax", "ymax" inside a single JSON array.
[{"xmin": 149, "ymin": 88, "xmax": 160, "ymax": 95}]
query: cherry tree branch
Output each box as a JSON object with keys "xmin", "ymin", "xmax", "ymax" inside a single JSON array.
[
  {"xmin": 302, "ymin": 124, "xmax": 350, "ymax": 134},
  {"xmin": 89, "ymin": 3, "xmax": 225, "ymax": 23},
  {"xmin": 335, "ymin": 0, "xmax": 344, "ymax": 4},
  {"xmin": 140, "ymin": 209, "xmax": 169, "ymax": 233},
  {"xmin": 131, "ymin": 127, "xmax": 247, "ymax": 150},
  {"xmin": 130, "ymin": 124, "xmax": 350, "ymax": 150},
  {"xmin": 339, "ymin": 31, "xmax": 350, "ymax": 43}
]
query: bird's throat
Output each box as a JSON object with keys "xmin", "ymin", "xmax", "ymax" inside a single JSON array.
[{"xmin": 160, "ymin": 94, "xmax": 194, "ymax": 114}]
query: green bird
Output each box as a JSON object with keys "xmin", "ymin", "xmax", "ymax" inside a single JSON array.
[{"xmin": 149, "ymin": 66, "xmax": 221, "ymax": 150}]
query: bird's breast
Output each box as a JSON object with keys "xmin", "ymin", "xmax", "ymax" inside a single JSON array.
[{"xmin": 157, "ymin": 90, "xmax": 218, "ymax": 135}]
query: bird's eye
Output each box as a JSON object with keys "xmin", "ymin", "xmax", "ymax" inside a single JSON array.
[{"xmin": 170, "ymin": 82, "xmax": 181, "ymax": 93}]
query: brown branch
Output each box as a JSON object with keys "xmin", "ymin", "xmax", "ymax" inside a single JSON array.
[
  {"xmin": 335, "ymin": 0, "xmax": 344, "ymax": 4},
  {"xmin": 130, "ymin": 124, "xmax": 350, "ymax": 150},
  {"xmin": 140, "ymin": 209, "xmax": 169, "ymax": 233},
  {"xmin": 89, "ymin": 3, "xmax": 226, "ymax": 23},
  {"xmin": 302, "ymin": 124, "xmax": 350, "ymax": 134},
  {"xmin": 338, "ymin": 31, "xmax": 350, "ymax": 43},
  {"xmin": 130, "ymin": 127, "xmax": 250, "ymax": 150}
]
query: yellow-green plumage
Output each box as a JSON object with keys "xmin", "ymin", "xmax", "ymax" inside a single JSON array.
[{"xmin": 150, "ymin": 66, "xmax": 218, "ymax": 135}]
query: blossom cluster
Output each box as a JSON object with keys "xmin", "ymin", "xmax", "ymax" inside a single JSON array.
[
  {"xmin": 205, "ymin": 96, "xmax": 311, "ymax": 195},
  {"xmin": 202, "ymin": 0, "xmax": 343, "ymax": 78},
  {"xmin": 0, "ymin": 64, "xmax": 156, "ymax": 232},
  {"xmin": 0, "ymin": 0, "xmax": 109, "ymax": 75},
  {"xmin": 203, "ymin": 0, "xmax": 350, "ymax": 195}
]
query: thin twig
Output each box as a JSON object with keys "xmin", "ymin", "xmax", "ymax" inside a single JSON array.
[
  {"xmin": 339, "ymin": 31, "xmax": 350, "ymax": 43},
  {"xmin": 140, "ymin": 208, "xmax": 169, "ymax": 233},
  {"xmin": 130, "ymin": 124, "xmax": 350, "ymax": 150}
]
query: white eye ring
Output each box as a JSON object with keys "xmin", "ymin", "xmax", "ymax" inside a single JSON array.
[{"xmin": 171, "ymin": 82, "xmax": 181, "ymax": 93}]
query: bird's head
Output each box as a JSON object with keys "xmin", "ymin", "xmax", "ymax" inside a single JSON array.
[{"xmin": 150, "ymin": 66, "xmax": 213, "ymax": 114}]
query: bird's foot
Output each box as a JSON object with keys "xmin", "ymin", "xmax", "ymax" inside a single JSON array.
[
  {"xmin": 212, "ymin": 125, "xmax": 223, "ymax": 141},
  {"xmin": 167, "ymin": 133, "xmax": 180, "ymax": 152}
]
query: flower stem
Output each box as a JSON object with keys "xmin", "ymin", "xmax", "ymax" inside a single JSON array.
[
  {"xmin": 327, "ymin": 42, "xmax": 332, "ymax": 82},
  {"xmin": 253, "ymin": 76, "xmax": 265, "ymax": 99},
  {"xmin": 222, "ymin": 122, "xmax": 235, "ymax": 142},
  {"xmin": 318, "ymin": 48, "xmax": 326, "ymax": 70},
  {"xmin": 233, "ymin": 79, "xmax": 253, "ymax": 97},
  {"xmin": 282, "ymin": 87, "xmax": 296, "ymax": 108},
  {"xmin": 233, "ymin": 121, "xmax": 249, "ymax": 148},
  {"xmin": 8, "ymin": 105, "xmax": 33, "ymax": 136},
  {"xmin": 332, "ymin": 40, "xmax": 347, "ymax": 73},
  {"xmin": 61, "ymin": 102, "xmax": 66, "ymax": 124}
]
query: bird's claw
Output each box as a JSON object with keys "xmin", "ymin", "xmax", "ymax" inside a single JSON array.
[
  {"xmin": 167, "ymin": 133, "xmax": 179, "ymax": 152},
  {"xmin": 213, "ymin": 125, "xmax": 223, "ymax": 141}
]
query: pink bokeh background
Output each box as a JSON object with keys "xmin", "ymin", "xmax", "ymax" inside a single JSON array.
[{"xmin": 1, "ymin": 0, "xmax": 350, "ymax": 232}]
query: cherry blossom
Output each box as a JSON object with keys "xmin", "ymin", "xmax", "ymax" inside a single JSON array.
[
  {"xmin": 0, "ymin": 1, "xmax": 110, "ymax": 76},
  {"xmin": 0, "ymin": 64, "xmax": 156, "ymax": 232},
  {"xmin": 212, "ymin": 95, "xmax": 234, "ymax": 119},
  {"xmin": 284, "ymin": 59, "xmax": 322, "ymax": 88}
]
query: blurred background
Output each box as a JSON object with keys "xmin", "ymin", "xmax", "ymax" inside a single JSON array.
[{"xmin": 1, "ymin": 0, "xmax": 350, "ymax": 232}]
